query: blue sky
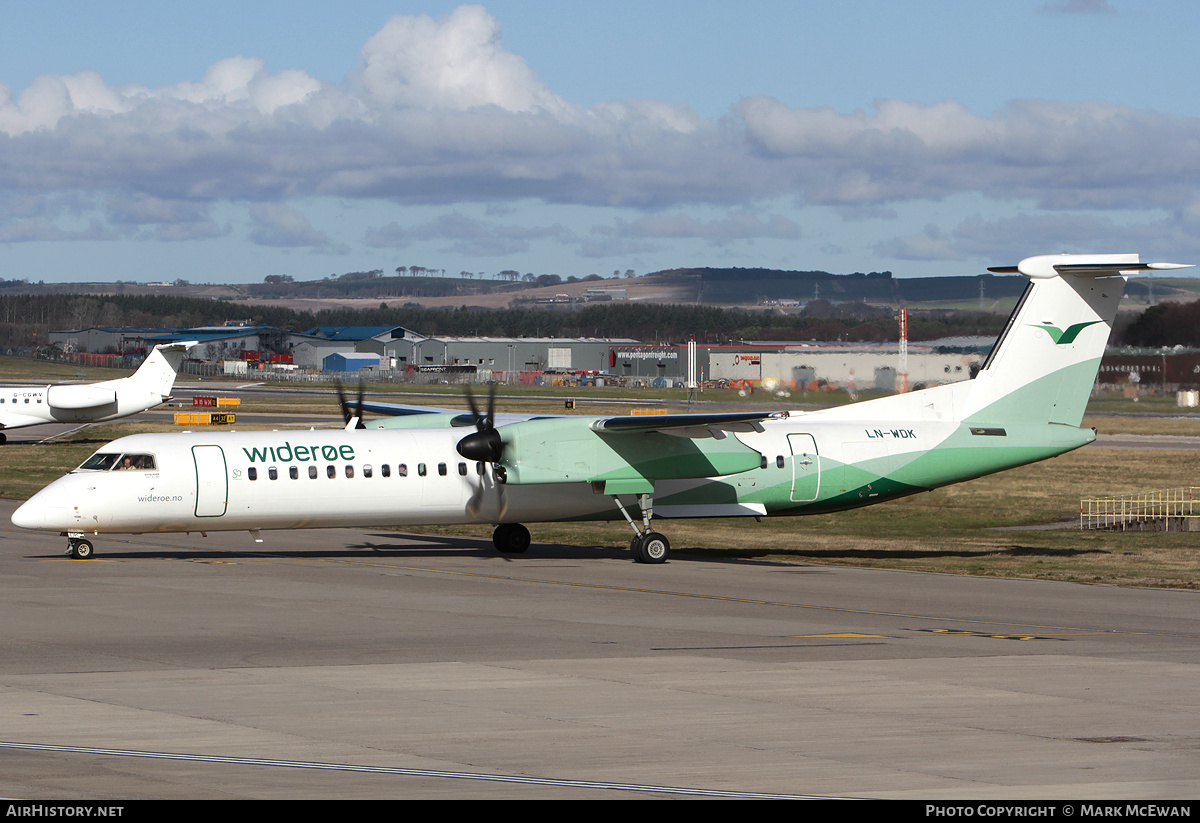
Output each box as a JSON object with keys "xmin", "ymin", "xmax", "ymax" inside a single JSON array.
[{"xmin": 1, "ymin": 1, "xmax": 1198, "ymax": 284}]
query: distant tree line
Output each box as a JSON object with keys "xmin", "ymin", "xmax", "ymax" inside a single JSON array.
[
  {"xmin": 1119, "ymin": 300, "xmax": 1200, "ymax": 347},
  {"xmin": 0, "ymin": 293, "xmax": 1014, "ymax": 350},
  {"xmin": 7, "ymin": 288, "xmax": 1196, "ymax": 353}
]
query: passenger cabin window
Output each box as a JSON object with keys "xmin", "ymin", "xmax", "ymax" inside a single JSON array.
[
  {"xmin": 417, "ymin": 463, "xmax": 426, "ymax": 477},
  {"xmin": 381, "ymin": 464, "xmax": 391, "ymax": 478},
  {"xmin": 327, "ymin": 465, "xmax": 336, "ymax": 479},
  {"xmin": 289, "ymin": 466, "xmax": 299, "ymax": 480},
  {"xmin": 363, "ymin": 465, "xmax": 373, "ymax": 478},
  {"xmin": 438, "ymin": 463, "xmax": 447, "ymax": 477},
  {"xmin": 398, "ymin": 463, "xmax": 408, "ymax": 477},
  {"xmin": 248, "ymin": 467, "xmax": 258, "ymax": 481},
  {"xmin": 309, "ymin": 466, "xmax": 318, "ymax": 479}
]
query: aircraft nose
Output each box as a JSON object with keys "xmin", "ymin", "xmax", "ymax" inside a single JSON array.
[
  {"xmin": 11, "ymin": 485, "xmax": 71, "ymax": 531},
  {"xmin": 12, "ymin": 497, "xmax": 46, "ymax": 530}
]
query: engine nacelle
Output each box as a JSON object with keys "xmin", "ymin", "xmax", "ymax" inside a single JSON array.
[{"xmin": 46, "ymin": 384, "xmax": 118, "ymax": 410}]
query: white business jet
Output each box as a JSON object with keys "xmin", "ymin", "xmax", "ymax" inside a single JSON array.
[
  {"xmin": 11, "ymin": 255, "xmax": 1191, "ymax": 561},
  {"xmin": 0, "ymin": 342, "xmax": 194, "ymax": 443}
]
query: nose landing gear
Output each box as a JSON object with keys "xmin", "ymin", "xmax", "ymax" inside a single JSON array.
[{"xmin": 66, "ymin": 536, "xmax": 94, "ymax": 559}]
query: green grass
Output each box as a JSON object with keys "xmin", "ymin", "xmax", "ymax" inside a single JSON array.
[{"xmin": 0, "ymin": 356, "xmax": 136, "ymax": 381}]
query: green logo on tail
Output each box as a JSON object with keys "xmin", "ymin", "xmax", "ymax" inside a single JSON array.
[{"xmin": 1030, "ymin": 321, "xmax": 1100, "ymax": 344}]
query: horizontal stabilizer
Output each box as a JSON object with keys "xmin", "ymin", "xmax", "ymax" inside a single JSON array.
[
  {"xmin": 988, "ymin": 253, "xmax": 1193, "ymax": 279},
  {"xmin": 46, "ymin": 384, "xmax": 118, "ymax": 410}
]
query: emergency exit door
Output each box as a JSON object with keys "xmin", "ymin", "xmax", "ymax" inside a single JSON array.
[{"xmin": 788, "ymin": 433, "xmax": 820, "ymax": 502}]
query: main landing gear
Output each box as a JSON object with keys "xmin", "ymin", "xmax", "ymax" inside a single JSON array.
[
  {"xmin": 490, "ymin": 494, "xmax": 671, "ymax": 564},
  {"xmin": 614, "ymin": 492, "xmax": 670, "ymax": 564},
  {"xmin": 492, "ymin": 523, "xmax": 531, "ymax": 554},
  {"xmin": 66, "ymin": 534, "xmax": 94, "ymax": 559}
]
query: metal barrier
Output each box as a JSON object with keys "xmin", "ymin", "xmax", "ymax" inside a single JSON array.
[{"xmin": 1081, "ymin": 487, "xmax": 1200, "ymax": 531}]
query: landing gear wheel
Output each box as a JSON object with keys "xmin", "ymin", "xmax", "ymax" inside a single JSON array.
[
  {"xmin": 632, "ymin": 532, "xmax": 669, "ymax": 564},
  {"xmin": 492, "ymin": 523, "xmax": 531, "ymax": 554},
  {"xmin": 68, "ymin": 539, "xmax": 94, "ymax": 560}
]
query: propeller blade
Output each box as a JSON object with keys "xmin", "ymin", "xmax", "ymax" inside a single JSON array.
[
  {"xmin": 496, "ymin": 481, "xmax": 508, "ymax": 521},
  {"xmin": 485, "ymin": 382, "xmax": 497, "ymax": 431},
  {"xmin": 466, "ymin": 477, "xmax": 483, "ymax": 518},
  {"xmin": 335, "ymin": 379, "xmax": 369, "ymax": 428},
  {"xmin": 465, "ymin": 385, "xmax": 483, "ymax": 430},
  {"xmin": 457, "ymin": 383, "xmax": 503, "ymax": 462},
  {"xmin": 465, "ymin": 462, "xmax": 506, "ymax": 520},
  {"xmin": 335, "ymin": 379, "xmax": 351, "ymax": 425}
]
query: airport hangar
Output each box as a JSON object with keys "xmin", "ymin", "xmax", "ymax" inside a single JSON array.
[{"xmin": 49, "ymin": 325, "xmax": 1200, "ymax": 394}]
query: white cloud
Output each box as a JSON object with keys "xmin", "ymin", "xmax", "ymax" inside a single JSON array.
[
  {"xmin": 876, "ymin": 211, "xmax": 1200, "ymax": 264},
  {"xmin": 248, "ymin": 203, "xmax": 344, "ymax": 254},
  {"xmin": 0, "ymin": 4, "xmax": 1197, "ymax": 263},
  {"xmin": 366, "ymin": 211, "xmax": 575, "ymax": 256},
  {"xmin": 604, "ymin": 212, "xmax": 803, "ymax": 245},
  {"xmin": 358, "ymin": 5, "xmax": 572, "ymax": 117},
  {"xmin": 1041, "ymin": 0, "xmax": 1115, "ymax": 13}
]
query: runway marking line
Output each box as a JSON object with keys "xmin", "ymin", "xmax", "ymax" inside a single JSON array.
[
  {"xmin": 791, "ymin": 632, "xmax": 895, "ymax": 639},
  {"xmin": 0, "ymin": 741, "xmax": 838, "ymax": 800}
]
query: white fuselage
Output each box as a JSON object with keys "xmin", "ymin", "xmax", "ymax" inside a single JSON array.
[
  {"xmin": 10, "ymin": 402, "xmax": 1088, "ymax": 539},
  {"xmin": 0, "ymin": 382, "xmax": 167, "ymax": 429},
  {"xmin": 14, "ymin": 427, "xmax": 619, "ymax": 535}
]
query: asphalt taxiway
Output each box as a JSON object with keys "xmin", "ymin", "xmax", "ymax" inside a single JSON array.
[{"xmin": 2, "ymin": 498, "xmax": 1199, "ymax": 799}]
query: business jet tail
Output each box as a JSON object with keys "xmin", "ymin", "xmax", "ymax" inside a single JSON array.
[{"xmin": 126, "ymin": 342, "xmax": 195, "ymax": 399}]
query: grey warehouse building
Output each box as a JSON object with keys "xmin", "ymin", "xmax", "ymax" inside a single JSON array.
[{"xmin": 383, "ymin": 336, "xmax": 636, "ymax": 377}]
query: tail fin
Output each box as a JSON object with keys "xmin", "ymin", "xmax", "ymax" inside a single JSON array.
[
  {"xmin": 961, "ymin": 254, "xmax": 1191, "ymax": 428},
  {"xmin": 127, "ymin": 342, "xmax": 194, "ymax": 398}
]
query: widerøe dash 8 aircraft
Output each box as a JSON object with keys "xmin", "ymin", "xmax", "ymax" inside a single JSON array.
[
  {"xmin": 0, "ymin": 342, "xmax": 193, "ymax": 443},
  {"xmin": 12, "ymin": 254, "xmax": 1190, "ymax": 561}
]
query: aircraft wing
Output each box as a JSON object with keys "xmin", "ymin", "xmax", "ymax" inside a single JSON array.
[
  {"xmin": 589, "ymin": 411, "xmax": 780, "ymax": 435},
  {"xmin": 351, "ymin": 399, "xmax": 466, "ymax": 418},
  {"xmin": 353, "ymin": 399, "xmax": 552, "ymax": 430}
]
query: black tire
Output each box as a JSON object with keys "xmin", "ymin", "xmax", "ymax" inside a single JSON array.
[
  {"xmin": 493, "ymin": 523, "xmax": 530, "ymax": 554},
  {"xmin": 70, "ymin": 540, "xmax": 94, "ymax": 560},
  {"xmin": 632, "ymin": 532, "xmax": 669, "ymax": 564}
]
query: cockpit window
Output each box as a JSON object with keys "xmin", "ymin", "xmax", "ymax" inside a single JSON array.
[
  {"xmin": 114, "ymin": 453, "xmax": 156, "ymax": 471},
  {"xmin": 78, "ymin": 452, "xmax": 157, "ymax": 471},
  {"xmin": 79, "ymin": 453, "xmax": 119, "ymax": 471}
]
